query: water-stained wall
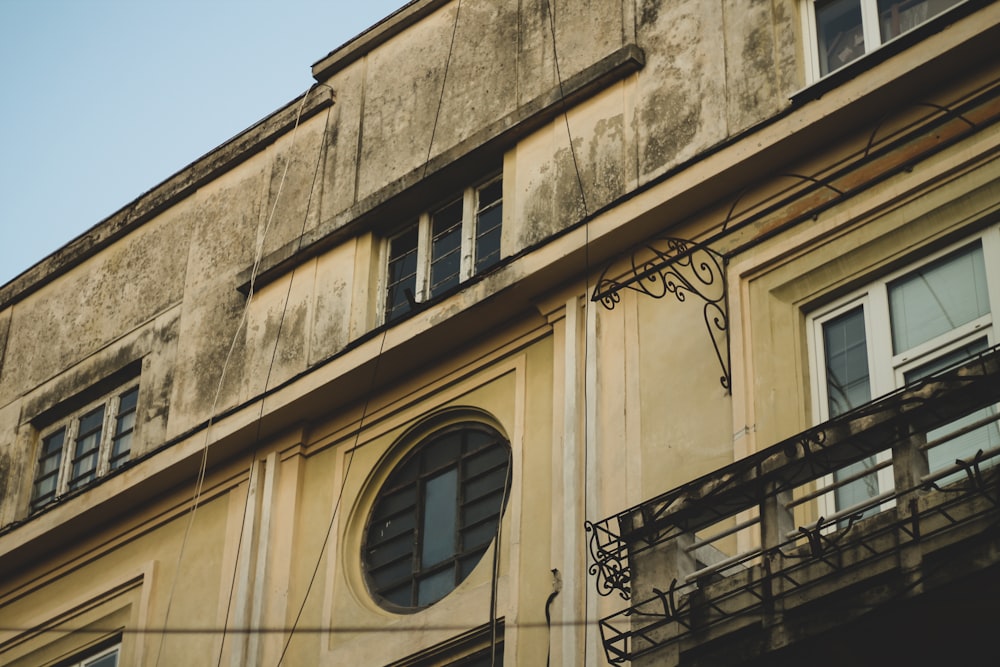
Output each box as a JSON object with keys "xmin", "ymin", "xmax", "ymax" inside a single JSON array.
[{"xmin": 0, "ymin": 0, "xmax": 801, "ymax": 527}]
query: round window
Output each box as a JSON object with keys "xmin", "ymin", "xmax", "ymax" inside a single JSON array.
[{"xmin": 363, "ymin": 422, "xmax": 511, "ymax": 610}]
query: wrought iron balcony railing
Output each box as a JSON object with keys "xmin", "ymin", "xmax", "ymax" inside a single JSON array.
[{"xmin": 586, "ymin": 346, "xmax": 1000, "ymax": 664}]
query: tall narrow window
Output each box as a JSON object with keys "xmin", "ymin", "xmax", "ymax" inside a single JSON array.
[
  {"xmin": 386, "ymin": 225, "xmax": 419, "ymax": 322},
  {"xmin": 812, "ymin": 230, "xmax": 1000, "ymax": 513},
  {"xmin": 429, "ymin": 198, "xmax": 464, "ymax": 297},
  {"xmin": 822, "ymin": 306, "xmax": 882, "ymax": 513},
  {"xmin": 474, "ymin": 177, "xmax": 503, "ymax": 274},
  {"xmin": 109, "ymin": 386, "xmax": 139, "ymax": 471},
  {"xmin": 31, "ymin": 428, "xmax": 65, "ymax": 512}
]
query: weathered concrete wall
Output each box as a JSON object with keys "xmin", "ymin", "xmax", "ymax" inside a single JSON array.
[{"xmin": 0, "ymin": 0, "xmax": 800, "ymax": 528}]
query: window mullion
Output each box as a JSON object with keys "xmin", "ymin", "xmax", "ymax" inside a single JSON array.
[
  {"xmin": 861, "ymin": 0, "xmax": 883, "ymax": 51},
  {"xmin": 96, "ymin": 396, "xmax": 119, "ymax": 476},
  {"xmin": 866, "ymin": 285, "xmax": 894, "ymax": 397},
  {"xmin": 460, "ymin": 187, "xmax": 475, "ymax": 282},
  {"xmin": 416, "ymin": 213, "xmax": 431, "ymax": 303},
  {"xmin": 58, "ymin": 418, "xmax": 79, "ymax": 497},
  {"xmin": 802, "ymin": 1, "xmax": 822, "ymax": 83},
  {"xmin": 982, "ymin": 225, "xmax": 1000, "ymax": 326}
]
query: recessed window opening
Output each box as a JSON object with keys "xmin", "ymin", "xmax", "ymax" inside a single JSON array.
[
  {"xmin": 363, "ymin": 422, "xmax": 511, "ymax": 611},
  {"xmin": 383, "ymin": 174, "xmax": 503, "ymax": 323},
  {"xmin": 31, "ymin": 382, "xmax": 140, "ymax": 512}
]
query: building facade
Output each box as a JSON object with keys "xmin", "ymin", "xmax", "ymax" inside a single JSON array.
[{"xmin": 1, "ymin": 1, "xmax": 998, "ymax": 665}]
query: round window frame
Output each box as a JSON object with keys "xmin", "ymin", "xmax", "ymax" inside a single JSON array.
[{"xmin": 361, "ymin": 420, "xmax": 512, "ymax": 613}]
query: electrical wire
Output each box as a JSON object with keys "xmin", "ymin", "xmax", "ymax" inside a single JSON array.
[
  {"xmin": 152, "ymin": 84, "xmax": 322, "ymax": 667},
  {"xmin": 543, "ymin": 0, "xmax": 590, "ymax": 218},
  {"xmin": 422, "ymin": 0, "xmax": 463, "ymax": 178},
  {"xmin": 273, "ymin": 329, "xmax": 388, "ymax": 666},
  {"xmin": 277, "ymin": 3, "xmax": 465, "ymax": 662},
  {"xmin": 0, "ymin": 618, "xmax": 611, "ymax": 636},
  {"xmin": 213, "ymin": 88, "xmax": 336, "ymax": 667},
  {"xmin": 540, "ymin": 1, "xmax": 594, "ymax": 663}
]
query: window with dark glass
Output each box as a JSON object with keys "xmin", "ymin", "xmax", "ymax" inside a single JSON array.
[
  {"xmin": 31, "ymin": 383, "xmax": 140, "ymax": 512},
  {"xmin": 55, "ymin": 642, "xmax": 120, "ymax": 667},
  {"xmin": 383, "ymin": 175, "xmax": 503, "ymax": 322},
  {"xmin": 386, "ymin": 225, "xmax": 420, "ymax": 323},
  {"xmin": 364, "ymin": 423, "xmax": 511, "ymax": 610},
  {"xmin": 809, "ymin": 0, "xmax": 964, "ymax": 78}
]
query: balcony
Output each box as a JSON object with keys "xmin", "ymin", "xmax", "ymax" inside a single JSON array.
[{"xmin": 587, "ymin": 346, "xmax": 1000, "ymax": 666}]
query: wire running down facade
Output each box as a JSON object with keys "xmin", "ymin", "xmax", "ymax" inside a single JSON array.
[{"xmin": 1, "ymin": 1, "xmax": 999, "ymax": 666}]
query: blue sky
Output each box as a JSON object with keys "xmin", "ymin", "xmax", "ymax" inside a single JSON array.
[{"xmin": 0, "ymin": 0, "xmax": 405, "ymax": 286}]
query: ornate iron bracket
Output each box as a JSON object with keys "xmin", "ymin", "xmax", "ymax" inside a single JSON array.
[
  {"xmin": 585, "ymin": 520, "xmax": 632, "ymax": 600},
  {"xmin": 591, "ymin": 236, "xmax": 731, "ymax": 390}
]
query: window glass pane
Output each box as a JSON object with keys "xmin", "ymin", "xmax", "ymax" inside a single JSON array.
[
  {"xmin": 417, "ymin": 567, "xmax": 456, "ymax": 606},
  {"xmin": 823, "ymin": 306, "xmax": 880, "ymax": 514},
  {"xmin": 833, "ymin": 457, "xmax": 882, "ymax": 515},
  {"xmin": 816, "ymin": 0, "xmax": 866, "ymax": 75},
  {"xmin": 475, "ymin": 180, "xmax": 502, "ymax": 274},
  {"xmin": 878, "ymin": 0, "xmax": 962, "ymax": 41},
  {"xmin": 823, "ymin": 306, "xmax": 872, "ymax": 417},
  {"xmin": 904, "ymin": 338, "xmax": 999, "ymax": 484},
  {"xmin": 369, "ymin": 509, "xmax": 416, "ymax": 543},
  {"xmin": 421, "ymin": 432, "xmax": 462, "ymax": 474},
  {"xmin": 421, "ymin": 469, "xmax": 458, "ymax": 567},
  {"xmin": 461, "ymin": 520, "xmax": 499, "ymax": 551},
  {"xmin": 70, "ymin": 406, "xmax": 105, "ymax": 490},
  {"xmin": 110, "ymin": 387, "xmax": 138, "ymax": 470},
  {"xmin": 386, "ymin": 225, "xmax": 419, "ymax": 321},
  {"xmin": 463, "ymin": 490, "xmax": 504, "ymax": 525},
  {"xmin": 889, "ymin": 243, "xmax": 989, "ymax": 354},
  {"xmin": 382, "ymin": 582, "xmax": 413, "ymax": 607},
  {"xmin": 370, "ymin": 556, "xmax": 413, "ymax": 590},
  {"xmin": 465, "ymin": 444, "xmax": 508, "ymax": 477},
  {"xmin": 463, "ymin": 467, "xmax": 507, "ymax": 503},
  {"xmin": 368, "ymin": 531, "xmax": 415, "ymax": 569},
  {"xmin": 430, "ymin": 200, "xmax": 463, "ymax": 297},
  {"xmin": 372, "ymin": 484, "xmax": 417, "ymax": 521},
  {"xmin": 84, "ymin": 649, "xmax": 119, "ymax": 667},
  {"xmin": 32, "ymin": 428, "xmax": 65, "ymax": 508}
]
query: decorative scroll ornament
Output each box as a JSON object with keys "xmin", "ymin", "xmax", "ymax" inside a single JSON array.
[
  {"xmin": 585, "ymin": 520, "xmax": 632, "ymax": 600},
  {"xmin": 591, "ymin": 236, "xmax": 730, "ymax": 389}
]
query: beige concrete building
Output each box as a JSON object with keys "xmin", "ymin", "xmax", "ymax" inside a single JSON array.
[{"xmin": 1, "ymin": 1, "xmax": 998, "ymax": 665}]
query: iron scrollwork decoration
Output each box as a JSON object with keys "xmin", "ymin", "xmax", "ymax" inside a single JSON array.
[
  {"xmin": 585, "ymin": 520, "xmax": 632, "ymax": 600},
  {"xmin": 592, "ymin": 236, "xmax": 731, "ymax": 390}
]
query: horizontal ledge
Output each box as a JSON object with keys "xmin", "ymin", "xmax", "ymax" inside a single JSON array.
[
  {"xmin": 0, "ymin": 87, "xmax": 335, "ymax": 310},
  {"xmin": 237, "ymin": 44, "xmax": 645, "ymax": 293}
]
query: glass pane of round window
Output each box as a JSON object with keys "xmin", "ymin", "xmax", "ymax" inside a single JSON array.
[{"xmin": 363, "ymin": 423, "xmax": 511, "ymax": 610}]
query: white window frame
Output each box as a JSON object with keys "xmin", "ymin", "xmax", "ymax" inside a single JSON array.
[
  {"xmin": 807, "ymin": 224, "xmax": 1000, "ymax": 516},
  {"xmin": 801, "ymin": 0, "xmax": 968, "ymax": 83},
  {"xmin": 32, "ymin": 382, "xmax": 140, "ymax": 512},
  {"xmin": 381, "ymin": 174, "xmax": 503, "ymax": 323},
  {"xmin": 68, "ymin": 642, "xmax": 120, "ymax": 667}
]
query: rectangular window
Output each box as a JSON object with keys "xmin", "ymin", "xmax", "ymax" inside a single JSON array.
[
  {"xmin": 31, "ymin": 383, "xmax": 140, "ymax": 512},
  {"xmin": 810, "ymin": 228, "xmax": 1000, "ymax": 513},
  {"xmin": 383, "ymin": 175, "xmax": 504, "ymax": 322},
  {"xmin": 58, "ymin": 643, "xmax": 120, "ymax": 667},
  {"xmin": 805, "ymin": 0, "xmax": 965, "ymax": 78}
]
